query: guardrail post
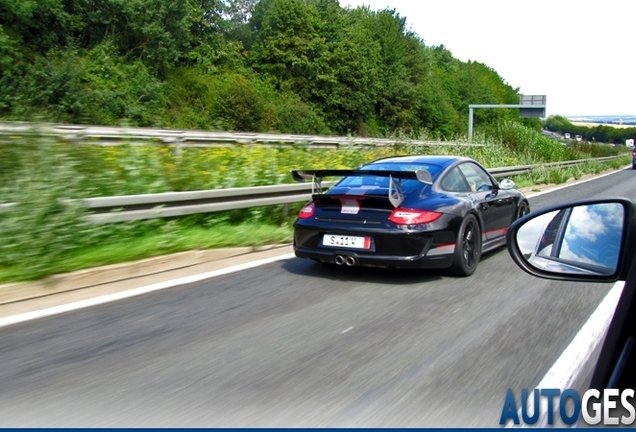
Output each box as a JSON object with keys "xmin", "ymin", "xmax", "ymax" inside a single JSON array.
[
  {"xmin": 468, "ymin": 107, "xmax": 474, "ymax": 142},
  {"xmin": 175, "ymin": 138, "xmax": 184, "ymax": 158}
]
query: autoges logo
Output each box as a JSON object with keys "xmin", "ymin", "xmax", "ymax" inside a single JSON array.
[{"xmin": 500, "ymin": 388, "xmax": 636, "ymax": 426}]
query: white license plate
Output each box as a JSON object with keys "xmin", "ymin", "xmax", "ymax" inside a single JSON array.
[{"xmin": 322, "ymin": 234, "xmax": 371, "ymax": 249}]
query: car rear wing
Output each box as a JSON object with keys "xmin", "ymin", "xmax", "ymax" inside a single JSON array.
[{"xmin": 290, "ymin": 169, "xmax": 433, "ymax": 208}]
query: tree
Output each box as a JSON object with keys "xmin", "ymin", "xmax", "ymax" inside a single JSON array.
[
  {"xmin": 81, "ymin": 0, "xmax": 192, "ymax": 77},
  {"xmin": 223, "ymin": 0, "xmax": 259, "ymax": 47},
  {"xmin": 303, "ymin": 0, "xmax": 380, "ymax": 134},
  {"xmin": 544, "ymin": 115, "xmax": 573, "ymax": 134},
  {"xmin": 249, "ymin": 0, "xmax": 326, "ymax": 93}
]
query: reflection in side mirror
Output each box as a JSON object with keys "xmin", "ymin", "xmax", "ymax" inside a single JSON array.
[
  {"xmin": 499, "ymin": 178, "xmax": 515, "ymax": 190},
  {"xmin": 514, "ymin": 203, "xmax": 625, "ymax": 276}
]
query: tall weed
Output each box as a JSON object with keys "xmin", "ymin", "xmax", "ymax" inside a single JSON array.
[{"xmin": 0, "ymin": 137, "xmax": 89, "ymax": 278}]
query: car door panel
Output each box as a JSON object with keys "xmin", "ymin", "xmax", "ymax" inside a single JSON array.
[{"xmin": 457, "ymin": 162, "xmax": 515, "ymax": 240}]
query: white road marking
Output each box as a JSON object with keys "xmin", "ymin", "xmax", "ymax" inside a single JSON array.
[
  {"xmin": 517, "ymin": 167, "xmax": 628, "ymax": 421},
  {"xmin": 341, "ymin": 326, "xmax": 354, "ymax": 334},
  {"xmin": 509, "ymin": 281, "xmax": 625, "ymax": 428},
  {"xmin": 0, "ymin": 253, "xmax": 296, "ymax": 328},
  {"xmin": 535, "ymin": 281, "xmax": 624, "ymax": 389}
]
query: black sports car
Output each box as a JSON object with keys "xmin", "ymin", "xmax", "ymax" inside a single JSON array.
[{"xmin": 291, "ymin": 155, "xmax": 530, "ymax": 276}]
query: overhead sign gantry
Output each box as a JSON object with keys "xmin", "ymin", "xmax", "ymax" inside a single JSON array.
[{"xmin": 468, "ymin": 95, "xmax": 546, "ymax": 141}]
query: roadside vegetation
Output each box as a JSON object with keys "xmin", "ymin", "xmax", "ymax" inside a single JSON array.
[{"xmin": 0, "ymin": 124, "xmax": 630, "ymax": 283}]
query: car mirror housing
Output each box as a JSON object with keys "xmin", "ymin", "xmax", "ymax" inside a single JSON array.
[
  {"xmin": 498, "ymin": 178, "xmax": 516, "ymax": 190},
  {"xmin": 506, "ymin": 198, "xmax": 635, "ymax": 282}
]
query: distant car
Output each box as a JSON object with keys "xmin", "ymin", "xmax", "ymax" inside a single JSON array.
[
  {"xmin": 291, "ymin": 155, "xmax": 530, "ymax": 276},
  {"xmin": 633, "ymin": 148, "xmax": 636, "ymax": 169}
]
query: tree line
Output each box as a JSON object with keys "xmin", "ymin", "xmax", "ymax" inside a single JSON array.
[
  {"xmin": 0, "ymin": 0, "xmax": 537, "ymax": 137},
  {"xmin": 544, "ymin": 115, "xmax": 636, "ymax": 145}
]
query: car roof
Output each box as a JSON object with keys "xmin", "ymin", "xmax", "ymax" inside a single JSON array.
[{"xmin": 366, "ymin": 155, "xmax": 470, "ymax": 168}]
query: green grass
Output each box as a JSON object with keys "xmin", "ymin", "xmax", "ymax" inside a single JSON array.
[{"xmin": 0, "ymin": 222, "xmax": 294, "ymax": 283}]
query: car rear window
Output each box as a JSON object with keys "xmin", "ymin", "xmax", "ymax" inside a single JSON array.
[
  {"xmin": 360, "ymin": 162, "xmax": 442, "ymax": 176},
  {"xmin": 332, "ymin": 162, "xmax": 441, "ymax": 195}
]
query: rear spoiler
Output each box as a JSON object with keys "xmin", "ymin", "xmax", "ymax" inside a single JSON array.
[{"xmin": 290, "ymin": 169, "xmax": 433, "ymax": 208}]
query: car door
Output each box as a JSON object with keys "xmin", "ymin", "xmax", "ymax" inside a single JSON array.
[{"xmin": 457, "ymin": 162, "xmax": 515, "ymax": 241}]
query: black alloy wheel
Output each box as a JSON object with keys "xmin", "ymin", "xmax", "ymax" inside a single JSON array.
[{"xmin": 449, "ymin": 214, "xmax": 481, "ymax": 277}]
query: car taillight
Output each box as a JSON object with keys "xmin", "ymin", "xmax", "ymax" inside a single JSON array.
[
  {"xmin": 389, "ymin": 208, "xmax": 442, "ymax": 225},
  {"xmin": 298, "ymin": 203, "xmax": 315, "ymax": 219}
]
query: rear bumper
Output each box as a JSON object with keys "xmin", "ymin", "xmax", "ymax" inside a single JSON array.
[
  {"xmin": 294, "ymin": 245, "xmax": 454, "ymax": 269},
  {"xmin": 293, "ymin": 217, "xmax": 460, "ymax": 269}
]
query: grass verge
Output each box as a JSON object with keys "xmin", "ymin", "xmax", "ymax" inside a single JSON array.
[
  {"xmin": 0, "ymin": 221, "xmax": 294, "ymax": 283},
  {"xmin": 509, "ymin": 157, "xmax": 630, "ymax": 188}
]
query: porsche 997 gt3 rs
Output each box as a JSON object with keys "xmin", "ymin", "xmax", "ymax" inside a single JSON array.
[{"xmin": 291, "ymin": 155, "xmax": 530, "ymax": 276}]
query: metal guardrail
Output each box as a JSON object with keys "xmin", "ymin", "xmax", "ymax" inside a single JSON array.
[
  {"xmin": 0, "ymin": 121, "xmax": 481, "ymax": 149},
  {"xmin": 487, "ymin": 156, "xmax": 621, "ymax": 176},
  {"xmin": 30, "ymin": 155, "xmax": 621, "ymax": 223},
  {"xmin": 82, "ymin": 182, "xmax": 334, "ymax": 223}
]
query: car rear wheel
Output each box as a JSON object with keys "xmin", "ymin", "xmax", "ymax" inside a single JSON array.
[{"xmin": 449, "ymin": 214, "xmax": 481, "ymax": 277}]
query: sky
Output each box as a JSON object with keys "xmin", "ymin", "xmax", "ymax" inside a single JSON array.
[{"xmin": 341, "ymin": 0, "xmax": 636, "ymax": 117}]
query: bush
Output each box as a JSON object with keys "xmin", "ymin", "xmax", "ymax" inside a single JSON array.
[{"xmin": 5, "ymin": 42, "xmax": 166, "ymax": 126}]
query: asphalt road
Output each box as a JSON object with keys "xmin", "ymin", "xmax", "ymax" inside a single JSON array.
[{"xmin": 0, "ymin": 168, "xmax": 634, "ymax": 427}]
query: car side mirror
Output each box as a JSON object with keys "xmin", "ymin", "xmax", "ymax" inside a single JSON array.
[
  {"xmin": 498, "ymin": 178, "xmax": 515, "ymax": 190},
  {"xmin": 506, "ymin": 199, "xmax": 633, "ymax": 282}
]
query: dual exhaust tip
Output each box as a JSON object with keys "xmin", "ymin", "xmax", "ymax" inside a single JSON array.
[{"xmin": 334, "ymin": 255, "xmax": 359, "ymax": 266}]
